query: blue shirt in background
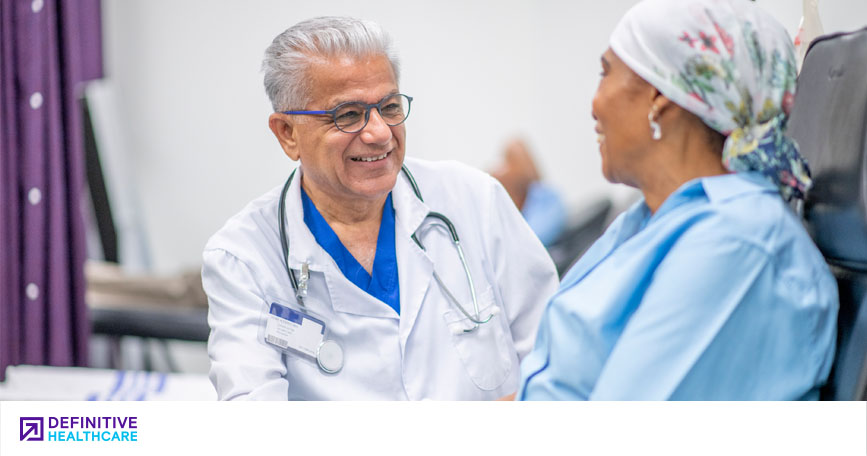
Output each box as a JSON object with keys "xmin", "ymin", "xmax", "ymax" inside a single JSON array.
[
  {"xmin": 518, "ymin": 172, "xmax": 838, "ymax": 400},
  {"xmin": 300, "ymin": 188, "xmax": 400, "ymax": 315},
  {"xmin": 522, "ymin": 181, "xmax": 567, "ymax": 247}
]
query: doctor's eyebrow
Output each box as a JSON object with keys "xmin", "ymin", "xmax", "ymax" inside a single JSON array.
[{"xmin": 326, "ymin": 90, "xmax": 400, "ymax": 108}]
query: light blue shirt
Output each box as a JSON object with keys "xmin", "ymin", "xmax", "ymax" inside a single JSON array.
[
  {"xmin": 518, "ymin": 173, "xmax": 838, "ymax": 400},
  {"xmin": 522, "ymin": 181, "xmax": 567, "ymax": 247}
]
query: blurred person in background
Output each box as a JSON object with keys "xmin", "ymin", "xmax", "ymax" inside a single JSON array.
[{"xmin": 490, "ymin": 138, "xmax": 567, "ymax": 247}]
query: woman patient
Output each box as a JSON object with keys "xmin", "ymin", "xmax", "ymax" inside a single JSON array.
[{"xmin": 518, "ymin": 0, "xmax": 837, "ymax": 400}]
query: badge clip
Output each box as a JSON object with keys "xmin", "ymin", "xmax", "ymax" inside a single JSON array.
[{"xmin": 296, "ymin": 262, "xmax": 309, "ymax": 299}]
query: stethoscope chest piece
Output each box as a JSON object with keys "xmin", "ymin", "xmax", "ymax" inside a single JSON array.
[{"xmin": 316, "ymin": 339, "xmax": 344, "ymax": 374}]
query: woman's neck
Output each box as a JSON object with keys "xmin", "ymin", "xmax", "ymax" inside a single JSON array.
[{"xmin": 638, "ymin": 130, "xmax": 729, "ymax": 214}]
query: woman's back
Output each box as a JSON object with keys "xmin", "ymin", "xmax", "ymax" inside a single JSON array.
[{"xmin": 519, "ymin": 173, "xmax": 837, "ymax": 400}]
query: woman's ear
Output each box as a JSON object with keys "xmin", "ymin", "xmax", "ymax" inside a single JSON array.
[
  {"xmin": 651, "ymin": 90, "xmax": 675, "ymax": 119},
  {"xmin": 268, "ymin": 113, "xmax": 301, "ymax": 161}
]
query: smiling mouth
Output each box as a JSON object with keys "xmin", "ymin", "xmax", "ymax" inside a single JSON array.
[{"xmin": 350, "ymin": 151, "xmax": 390, "ymax": 162}]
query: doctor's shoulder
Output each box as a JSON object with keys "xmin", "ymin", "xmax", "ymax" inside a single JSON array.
[
  {"xmin": 402, "ymin": 157, "xmax": 502, "ymax": 207},
  {"xmin": 202, "ymin": 183, "xmax": 285, "ymax": 284}
]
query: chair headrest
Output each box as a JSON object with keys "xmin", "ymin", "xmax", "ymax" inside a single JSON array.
[{"xmin": 788, "ymin": 27, "xmax": 867, "ymax": 269}]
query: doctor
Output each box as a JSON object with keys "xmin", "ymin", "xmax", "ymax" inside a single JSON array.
[{"xmin": 202, "ymin": 16, "xmax": 559, "ymax": 400}]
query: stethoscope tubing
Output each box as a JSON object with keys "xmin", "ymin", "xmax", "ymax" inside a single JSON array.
[{"xmin": 278, "ymin": 165, "xmax": 492, "ymax": 332}]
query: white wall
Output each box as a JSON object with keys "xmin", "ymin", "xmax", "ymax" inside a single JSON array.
[{"xmin": 100, "ymin": 0, "xmax": 867, "ymax": 273}]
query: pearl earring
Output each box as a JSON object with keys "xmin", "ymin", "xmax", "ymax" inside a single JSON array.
[{"xmin": 648, "ymin": 108, "xmax": 662, "ymax": 140}]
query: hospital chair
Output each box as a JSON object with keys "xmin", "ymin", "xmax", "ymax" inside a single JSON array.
[
  {"xmin": 547, "ymin": 198, "xmax": 612, "ymax": 276},
  {"xmin": 82, "ymin": 93, "xmax": 209, "ymax": 372},
  {"xmin": 787, "ymin": 26, "xmax": 867, "ymax": 400}
]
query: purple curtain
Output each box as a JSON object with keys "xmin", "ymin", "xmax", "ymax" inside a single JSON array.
[{"xmin": 0, "ymin": 0, "xmax": 103, "ymax": 380}]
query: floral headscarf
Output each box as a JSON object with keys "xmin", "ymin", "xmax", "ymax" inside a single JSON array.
[{"xmin": 610, "ymin": 0, "xmax": 811, "ymax": 200}]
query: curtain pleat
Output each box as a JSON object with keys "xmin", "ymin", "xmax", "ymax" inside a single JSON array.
[{"xmin": 0, "ymin": 0, "xmax": 102, "ymax": 381}]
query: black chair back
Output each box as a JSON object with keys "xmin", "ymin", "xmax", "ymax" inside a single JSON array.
[
  {"xmin": 547, "ymin": 198, "xmax": 612, "ymax": 276},
  {"xmin": 788, "ymin": 27, "xmax": 867, "ymax": 401}
]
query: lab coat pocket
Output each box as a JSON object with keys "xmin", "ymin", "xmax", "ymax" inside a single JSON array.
[{"xmin": 442, "ymin": 287, "xmax": 513, "ymax": 391}]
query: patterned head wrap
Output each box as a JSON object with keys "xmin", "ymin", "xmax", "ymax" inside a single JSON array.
[{"xmin": 610, "ymin": 0, "xmax": 811, "ymax": 200}]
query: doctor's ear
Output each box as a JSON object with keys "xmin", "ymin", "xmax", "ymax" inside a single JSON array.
[{"xmin": 268, "ymin": 113, "xmax": 301, "ymax": 161}]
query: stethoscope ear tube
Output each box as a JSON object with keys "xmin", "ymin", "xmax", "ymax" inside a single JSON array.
[{"xmin": 411, "ymin": 208, "xmax": 489, "ymax": 330}]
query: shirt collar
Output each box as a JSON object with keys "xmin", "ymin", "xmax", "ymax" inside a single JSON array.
[
  {"xmin": 652, "ymin": 172, "xmax": 778, "ymax": 221},
  {"xmin": 283, "ymin": 165, "xmax": 431, "ymax": 271},
  {"xmin": 700, "ymin": 172, "xmax": 779, "ymax": 203}
]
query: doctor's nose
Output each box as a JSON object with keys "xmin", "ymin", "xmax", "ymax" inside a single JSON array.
[{"xmin": 359, "ymin": 108, "xmax": 393, "ymax": 146}]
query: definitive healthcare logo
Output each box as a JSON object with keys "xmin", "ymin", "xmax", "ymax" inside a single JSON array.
[
  {"xmin": 19, "ymin": 417, "xmax": 43, "ymax": 441},
  {"xmin": 19, "ymin": 415, "xmax": 138, "ymax": 442}
]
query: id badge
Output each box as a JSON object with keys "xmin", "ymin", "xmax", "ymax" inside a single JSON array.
[{"xmin": 264, "ymin": 302, "xmax": 325, "ymax": 359}]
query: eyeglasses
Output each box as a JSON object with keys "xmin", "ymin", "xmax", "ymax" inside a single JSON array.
[{"xmin": 283, "ymin": 93, "xmax": 413, "ymax": 133}]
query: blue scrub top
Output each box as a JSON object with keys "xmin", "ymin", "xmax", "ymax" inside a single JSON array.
[
  {"xmin": 518, "ymin": 172, "xmax": 838, "ymax": 400},
  {"xmin": 300, "ymin": 188, "xmax": 400, "ymax": 315}
]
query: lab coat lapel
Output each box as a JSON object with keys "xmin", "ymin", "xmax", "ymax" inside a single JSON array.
[
  {"xmin": 392, "ymin": 171, "xmax": 434, "ymax": 347},
  {"xmin": 285, "ymin": 167, "xmax": 328, "ymax": 275}
]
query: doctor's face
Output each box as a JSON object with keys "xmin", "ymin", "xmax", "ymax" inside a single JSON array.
[{"xmin": 286, "ymin": 54, "xmax": 405, "ymax": 204}]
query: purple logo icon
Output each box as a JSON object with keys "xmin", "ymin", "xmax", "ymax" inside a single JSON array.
[{"xmin": 20, "ymin": 417, "xmax": 44, "ymax": 441}]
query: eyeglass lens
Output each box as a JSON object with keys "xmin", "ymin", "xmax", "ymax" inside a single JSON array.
[{"xmin": 334, "ymin": 94, "xmax": 410, "ymax": 132}]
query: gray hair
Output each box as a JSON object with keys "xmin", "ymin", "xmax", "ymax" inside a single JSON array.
[{"xmin": 262, "ymin": 16, "xmax": 401, "ymax": 112}]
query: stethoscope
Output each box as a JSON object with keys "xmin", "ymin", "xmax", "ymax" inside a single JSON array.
[{"xmin": 278, "ymin": 165, "xmax": 496, "ymax": 346}]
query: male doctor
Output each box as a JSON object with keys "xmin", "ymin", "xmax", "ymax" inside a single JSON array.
[{"xmin": 202, "ymin": 16, "xmax": 558, "ymax": 400}]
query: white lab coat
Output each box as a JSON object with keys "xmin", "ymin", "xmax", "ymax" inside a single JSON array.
[{"xmin": 202, "ymin": 157, "xmax": 559, "ymax": 400}]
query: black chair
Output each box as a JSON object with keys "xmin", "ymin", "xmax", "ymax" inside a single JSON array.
[
  {"xmin": 546, "ymin": 198, "xmax": 612, "ymax": 276},
  {"xmin": 82, "ymin": 92, "xmax": 210, "ymax": 372},
  {"xmin": 788, "ymin": 26, "xmax": 867, "ymax": 401}
]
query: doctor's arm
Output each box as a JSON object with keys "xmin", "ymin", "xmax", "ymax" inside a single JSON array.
[
  {"xmin": 202, "ymin": 248, "xmax": 289, "ymax": 400},
  {"xmin": 484, "ymin": 178, "xmax": 560, "ymax": 360}
]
